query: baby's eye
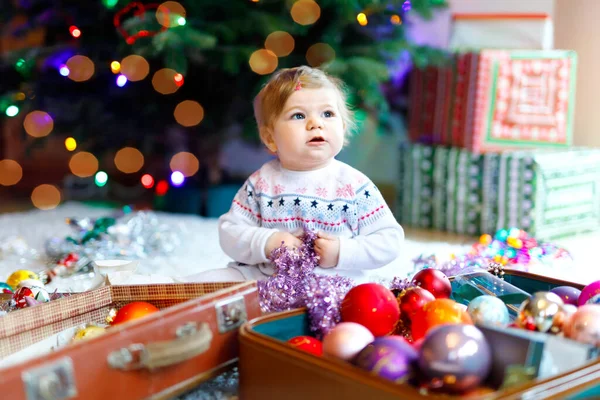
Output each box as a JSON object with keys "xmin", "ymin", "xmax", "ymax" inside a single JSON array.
[
  {"xmin": 291, "ymin": 113, "xmax": 305, "ymax": 120},
  {"xmin": 323, "ymin": 110, "xmax": 335, "ymax": 118}
]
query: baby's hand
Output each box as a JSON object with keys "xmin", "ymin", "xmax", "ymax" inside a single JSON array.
[
  {"xmin": 265, "ymin": 231, "xmax": 303, "ymax": 257},
  {"xmin": 314, "ymin": 231, "xmax": 340, "ymax": 268}
]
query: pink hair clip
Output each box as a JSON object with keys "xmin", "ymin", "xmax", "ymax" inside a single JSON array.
[{"xmin": 295, "ymin": 81, "xmax": 302, "ymax": 91}]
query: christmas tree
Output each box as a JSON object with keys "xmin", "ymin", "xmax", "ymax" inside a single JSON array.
[{"xmin": 0, "ymin": 0, "xmax": 446, "ymax": 200}]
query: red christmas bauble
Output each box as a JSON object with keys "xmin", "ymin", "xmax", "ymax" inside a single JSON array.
[
  {"xmin": 13, "ymin": 287, "xmax": 34, "ymax": 309},
  {"xmin": 111, "ymin": 301, "xmax": 159, "ymax": 325},
  {"xmin": 398, "ymin": 287, "xmax": 435, "ymax": 323},
  {"xmin": 411, "ymin": 269, "xmax": 452, "ymax": 299},
  {"xmin": 341, "ymin": 283, "xmax": 400, "ymax": 337},
  {"xmin": 287, "ymin": 335, "xmax": 323, "ymax": 356}
]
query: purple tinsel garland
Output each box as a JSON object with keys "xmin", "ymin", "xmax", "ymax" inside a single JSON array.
[{"xmin": 257, "ymin": 229, "xmax": 354, "ymax": 339}]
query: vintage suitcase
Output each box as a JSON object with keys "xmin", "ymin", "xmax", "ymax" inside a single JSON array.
[
  {"xmin": 0, "ymin": 281, "xmax": 260, "ymax": 400},
  {"xmin": 239, "ymin": 271, "xmax": 600, "ymax": 400}
]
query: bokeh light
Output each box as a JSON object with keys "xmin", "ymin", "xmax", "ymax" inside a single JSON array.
[
  {"xmin": 116, "ymin": 74, "xmax": 128, "ymax": 87},
  {"xmin": 5, "ymin": 105, "xmax": 19, "ymax": 117},
  {"xmin": 65, "ymin": 55, "xmax": 95, "ymax": 82},
  {"xmin": 110, "ymin": 61, "xmax": 121, "ymax": 74},
  {"xmin": 69, "ymin": 151, "xmax": 99, "ymax": 178},
  {"xmin": 156, "ymin": 1, "xmax": 187, "ymax": 28},
  {"xmin": 156, "ymin": 180, "xmax": 169, "ymax": 196},
  {"xmin": 24, "ymin": 111, "xmax": 54, "ymax": 138},
  {"xmin": 171, "ymin": 171, "xmax": 185, "ymax": 186},
  {"xmin": 59, "ymin": 65, "xmax": 70, "ymax": 76},
  {"xmin": 306, "ymin": 43, "xmax": 336, "ymax": 67},
  {"xmin": 390, "ymin": 14, "xmax": 402, "ymax": 25},
  {"xmin": 0, "ymin": 160, "xmax": 23, "ymax": 186},
  {"xmin": 69, "ymin": 26, "xmax": 81, "ymax": 38},
  {"xmin": 141, "ymin": 174, "xmax": 155, "ymax": 189},
  {"xmin": 249, "ymin": 49, "xmax": 278, "ymax": 75},
  {"xmin": 174, "ymin": 73, "xmax": 184, "ymax": 87},
  {"xmin": 290, "ymin": 0, "xmax": 321, "ymax": 26},
  {"xmin": 152, "ymin": 68, "xmax": 180, "ymax": 94},
  {"xmin": 357, "ymin": 13, "xmax": 368, "ymax": 26},
  {"xmin": 174, "ymin": 100, "xmax": 204, "ymax": 127},
  {"xmin": 265, "ymin": 31, "xmax": 295, "ymax": 57},
  {"xmin": 170, "ymin": 152, "xmax": 199, "ymax": 177},
  {"xmin": 114, "ymin": 147, "xmax": 144, "ymax": 173},
  {"xmin": 65, "ymin": 137, "xmax": 77, "ymax": 151},
  {"xmin": 95, "ymin": 171, "xmax": 108, "ymax": 187},
  {"xmin": 31, "ymin": 184, "xmax": 61, "ymax": 210},
  {"xmin": 120, "ymin": 55, "xmax": 150, "ymax": 82}
]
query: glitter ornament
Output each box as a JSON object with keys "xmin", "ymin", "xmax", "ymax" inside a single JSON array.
[
  {"xmin": 322, "ymin": 322, "xmax": 374, "ymax": 361},
  {"xmin": 411, "ymin": 269, "xmax": 452, "ymax": 299},
  {"xmin": 398, "ymin": 287, "xmax": 435, "ymax": 323},
  {"xmin": 550, "ymin": 286, "xmax": 581, "ymax": 306},
  {"xmin": 565, "ymin": 305, "xmax": 600, "ymax": 346},
  {"xmin": 354, "ymin": 336, "xmax": 418, "ymax": 382},
  {"xmin": 287, "ymin": 336, "xmax": 323, "ymax": 356},
  {"xmin": 411, "ymin": 299, "xmax": 473, "ymax": 341},
  {"xmin": 517, "ymin": 292, "xmax": 565, "ymax": 333},
  {"xmin": 110, "ymin": 301, "xmax": 159, "ymax": 325},
  {"xmin": 578, "ymin": 280, "xmax": 600, "ymax": 306},
  {"xmin": 467, "ymin": 295, "xmax": 509, "ymax": 327},
  {"xmin": 418, "ymin": 324, "xmax": 492, "ymax": 393},
  {"xmin": 340, "ymin": 283, "xmax": 400, "ymax": 337},
  {"xmin": 72, "ymin": 325, "xmax": 106, "ymax": 343},
  {"xmin": 6, "ymin": 270, "xmax": 39, "ymax": 290}
]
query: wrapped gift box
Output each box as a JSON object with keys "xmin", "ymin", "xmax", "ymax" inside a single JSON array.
[
  {"xmin": 450, "ymin": 14, "xmax": 554, "ymax": 51},
  {"xmin": 0, "ymin": 281, "xmax": 260, "ymax": 400},
  {"xmin": 397, "ymin": 144, "xmax": 435, "ymax": 228}
]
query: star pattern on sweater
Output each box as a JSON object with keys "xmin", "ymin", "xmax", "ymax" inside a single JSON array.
[
  {"xmin": 364, "ymin": 190, "xmax": 370, "ymax": 198},
  {"xmin": 342, "ymin": 205, "xmax": 349, "ymax": 212},
  {"xmin": 294, "ymin": 198, "xmax": 301, "ymax": 206},
  {"xmin": 311, "ymin": 200, "xmax": 318, "ymax": 208},
  {"xmin": 267, "ymin": 200, "xmax": 273, "ymax": 207},
  {"xmin": 279, "ymin": 198, "xmax": 285, "ymax": 206},
  {"xmin": 327, "ymin": 203, "xmax": 334, "ymax": 210}
]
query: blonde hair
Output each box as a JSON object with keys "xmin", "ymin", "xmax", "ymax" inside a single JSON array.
[{"xmin": 253, "ymin": 66, "xmax": 356, "ymax": 146}]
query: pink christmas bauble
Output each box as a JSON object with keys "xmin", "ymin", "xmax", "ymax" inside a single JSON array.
[
  {"xmin": 322, "ymin": 322, "xmax": 374, "ymax": 361},
  {"xmin": 578, "ymin": 280, "xmax": 600, "ymax": 306},
  {"xmin": 565, "ymin": 305, "xmax": 600, "ymax": 346}
]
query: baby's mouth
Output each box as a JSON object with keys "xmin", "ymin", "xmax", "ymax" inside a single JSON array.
[{"xmin": 308, "ymin": 136, "xmax": 326, "ymax": 143}]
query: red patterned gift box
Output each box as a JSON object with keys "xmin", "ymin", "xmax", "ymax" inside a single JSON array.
[{"xmin": 469, "ymin": 50, "xmax": 577, "ymax": 152}]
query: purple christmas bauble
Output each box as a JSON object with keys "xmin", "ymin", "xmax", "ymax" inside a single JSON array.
[
  {"xmin": 418, "ymin": 324, "xmax": 492, "ymax": 393},
  {"xmin": 550, "ymin": 286, "xmax": 581, "ymax": 306},
  {"xmin": 354, "ymin": 336, "xmax": 418, "ymax": 382}
]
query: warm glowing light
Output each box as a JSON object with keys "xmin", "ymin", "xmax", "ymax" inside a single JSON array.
[
  {"xmin": 14, "ymin": 92, "xmax": 26, "ymax": 101},
  {"xmin": 390, "ymin": 14, "xmax": 402, "ymax": 25},
  {"xmin": 156, "ymin": 180, "xmax": 169, "ymax": 196},
  {"xmin": 120, "ymin": 55, "xmax": 149, "ymax": 81},
  {"xmin": 306, "ymin": 43, "xmax": 336, "ymax": 67},
  {"xmin": 114, "ymin": 147, "xmax": 144, "ymax": 174},
  {"xmin": 23, "ymin": 111, "xmax": 54, "ymax": 138},
  {"xmin": 69, "ymin": 26, "xmax": 81, "ymax": 38},
  {"xmin": 65, "ymin": 137, "xmax": 77, "ymax": 151},
  {"xmin": 156, "ymin": 1, "xmax": 187, "ymax": 28},
  {"xmin": 69, "ymin": 152, "xmax": 99, "ymax": 178},
  {"xmin": 249, "ymin": 49, "xmax": 278, "ymax": 75},
  {"xmin": 141, "ymin": 174, "xmax": 155, "ymax": 189},
  {"xmin": 65, "ymin": 55, "xmax": 95, "ymax": 82},
  {"xmin": 31, "ymin": 184, "xmax": 61, "ymax": 210},
  {"xmin": 174, "ymin": 100, "xmax": 204, "ymax": 127},
  {"xmin": 110, "ymin": 61, "xmax": 121, "ymax": 74},
  {"xmin": 357, "ymin": 13, "xmax": 368, "ymax": 26},
  {"xmin": 152, "ymin": 68, "xmax": 180, "ymax": 94},
  {"xmin": 290, "ymin": 0, "xmax": 321, "ymax": 26},
  {"xmin": 265, "ymin": 31, "xmax": 295, "ymax": 57},
  {"xmin": 0, "ymin": 160, "xmax": 23, "ymax": 186},
  {"xmin": 170, "ymin": 152, "xmax": 199, "ymax": 177}
]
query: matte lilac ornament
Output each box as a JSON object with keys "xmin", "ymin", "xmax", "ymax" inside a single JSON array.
[
  {"xmin": 418, "ymin": 324, "xmax": 492, "ymax": 393},
  {"xmin": 578, "ymin": 280, "xmax": 600, "ymax": 306},
  {"xmin": 354, "ymin": 336, "xmax": 418, "ymax": 382},
  {"xmin": 550, "ymin": 286, "xmax": 581, "ymax": 306}
]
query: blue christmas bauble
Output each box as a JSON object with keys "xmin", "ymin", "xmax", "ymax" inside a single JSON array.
[{"xmin": 467, "ymin": 295, "xmax": 509, "ymax": 327}]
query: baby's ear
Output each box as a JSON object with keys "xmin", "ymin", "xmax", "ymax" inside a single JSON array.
[{"xmin": 259, "ymin": 126, "xmax": 277, "ymax": 153}]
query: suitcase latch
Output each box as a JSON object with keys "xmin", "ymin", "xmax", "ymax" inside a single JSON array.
[
  {"xmin": 22, "ymin": 357, "xmax": 77, "ymax": 400},
  {"xmin": 215, "ymin": 295, "xmax": 247, "ymax": 333}
]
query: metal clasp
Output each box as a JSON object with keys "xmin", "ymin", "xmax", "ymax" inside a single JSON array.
[
  {"xmin": 215, "ymin": 295, "xmax": 247, "ymax": 333},
  {"xmin": 22, "ymin": 357, "xmax": 77, "ymax": 400}
]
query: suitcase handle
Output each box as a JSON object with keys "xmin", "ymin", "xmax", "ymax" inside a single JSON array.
[{"xmin": 107, "ymin": 322, "xmax": 213, "ymax": 371}]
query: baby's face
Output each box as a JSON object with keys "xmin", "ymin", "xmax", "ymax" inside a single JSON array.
[{"xmin": 269, "ymin": 87, "xmax": 344, "ymax": 171}]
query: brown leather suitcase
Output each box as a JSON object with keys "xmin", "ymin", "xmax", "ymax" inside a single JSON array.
[
  {"xmin": 239, "ymin": 271, "xmax": 600, "ymax": 400},
  {"xmin": 0, "ymin": 281, "xmax": 260, "ymax": 399}
]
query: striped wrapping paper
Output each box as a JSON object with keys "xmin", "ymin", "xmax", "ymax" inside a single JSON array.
[{"xmin": 397, "ymin": 144, "xmax": 435, "ymax": 228}]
